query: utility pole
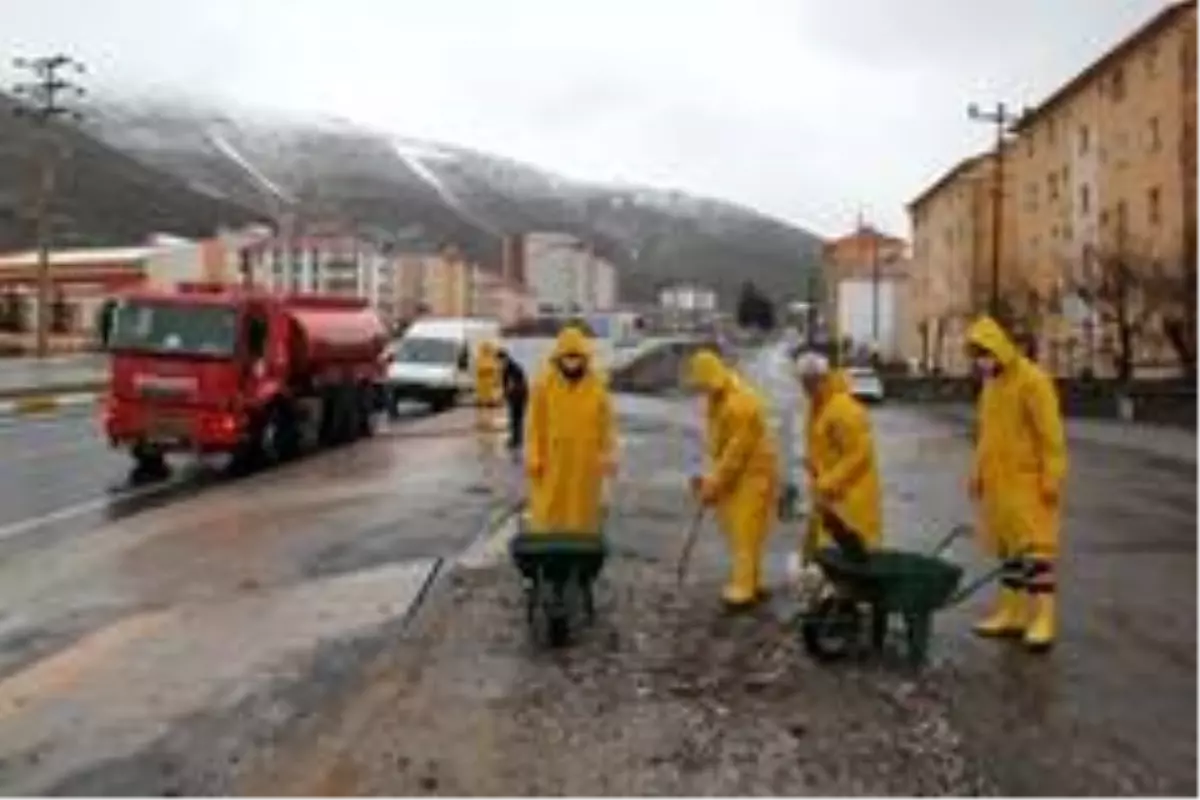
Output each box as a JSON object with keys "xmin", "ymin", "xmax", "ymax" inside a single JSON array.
[
  {"xmin": 10, "ymin": 54, "xmax": 86, "ymax": 359},
  {"xmin": 968, "ymin": 101, "xmax": 1021, "ymax": 321}
]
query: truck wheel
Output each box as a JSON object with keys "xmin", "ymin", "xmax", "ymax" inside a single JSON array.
[
  {"xmin": 341, "ymin": 385, "xmax": 362, "ymax": 443},
  {"xmin": 258, "ymin": 403, "xmax": 300, "ymax": 464},
  {"xmin": 130, "ymin": 445, "xmax": 169, "ymax": 483},
  {"xmin": 273, "ymin": 403, "xmax": 302, "ymax": 461},
  {"xmin": 387, "ymin": 388, "xmax": 402, "ymax": 420},
  {"xmin": 318, "ymin": 388, "xmax": 340, "ymax": 448}
]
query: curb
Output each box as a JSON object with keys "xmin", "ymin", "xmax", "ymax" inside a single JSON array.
[{"xmin": 0, "ymin": 392, "xmax": 99, "ymax": 418}]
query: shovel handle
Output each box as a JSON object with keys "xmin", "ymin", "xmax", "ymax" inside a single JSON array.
[{"xmin": 675, "ymin": 506, "xmax": 706, "ymax": 585}]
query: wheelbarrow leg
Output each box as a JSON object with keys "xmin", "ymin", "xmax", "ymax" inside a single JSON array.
[
  {"xmin": 870, "ymin": 604, "xmax": 888, "ymax": 654},
  {"xmin": 904, "ymin": 612, "xmax": 932, "ymax": 668}
]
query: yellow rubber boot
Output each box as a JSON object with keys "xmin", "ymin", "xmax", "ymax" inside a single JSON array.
[
  {"xmin": 973, "ymin": 587, "xmax": 1026, "ymax": 638},
  {"xmin": 1024, "ymin": 592, "xmax": 1056, "ymax": 652},
  {"xmin": 721, "ymin": 525, "xmax": 761, "ymax": 610}
]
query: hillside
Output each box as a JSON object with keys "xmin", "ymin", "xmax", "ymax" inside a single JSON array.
[
  {"xmin": 81, "ymin": 97, "xmax": 825, "ymax": 308},
  {"xmin": 0, "ymin": 95, "xmax": 267, "ymax": 252}
]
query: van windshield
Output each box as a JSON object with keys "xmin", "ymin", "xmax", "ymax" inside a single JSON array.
[{"xmin": 392, "ymin": 337, "xmax": 460, "ymax": 365}]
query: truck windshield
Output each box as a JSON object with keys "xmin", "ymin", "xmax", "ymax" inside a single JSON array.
[
  {"xmin": 107, "ymin": 301, "xmax": 238, "ymax": 357},
  {"xmin": 392, "ymin": 337, "xmax": 459, "ymax": 365}
]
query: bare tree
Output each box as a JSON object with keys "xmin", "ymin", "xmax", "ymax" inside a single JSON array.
[{"xmin": 1068, "ymin": 245, "xmax": 1176, "ymax": 383}]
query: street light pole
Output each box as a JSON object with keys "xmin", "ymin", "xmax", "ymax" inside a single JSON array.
[
  {"xmin": 10, "ymin": 54, "xmax": 86, "ymax": 360},
  {"xmin": 967, "ymin": 101, "xmax": 1021, "ymax": 321}
]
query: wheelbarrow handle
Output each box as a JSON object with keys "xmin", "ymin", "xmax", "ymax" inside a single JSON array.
[
  {"xmin": 942, "ymin": 545, "xmax": 1034, "ymax": 608},
  {"xmin": 928, "ymin": 523, "xmax": 974, "ymax": 558}
]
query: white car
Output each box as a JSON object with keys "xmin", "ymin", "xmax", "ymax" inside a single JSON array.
[{"xmin": 846, "ymin": 366, "xmax": 885, "ymax": 403}]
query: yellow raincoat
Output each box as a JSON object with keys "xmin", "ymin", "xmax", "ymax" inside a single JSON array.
[
  {"xmin": 687, "ymin": 350, "xmax": 779, "ymax": 605},
  {"xmin": 804, "ymin": 369, "xmax": 882, "ymax": 553},
  {"xmin": 474, "ymin": 340, "xmax": 501, "ymax": 408},
  {"xmin": 968, "ymin": 316, "xmax": 1067, "ymax": 559},
  {"xmin": 525, "ymin": 327, "xmax": 616, "ymax": 535}
]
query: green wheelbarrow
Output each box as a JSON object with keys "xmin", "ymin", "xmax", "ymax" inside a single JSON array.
[
  {"xmin": 799, "ymin": 524, "xmax": 1007, "ymax": 667},
  {"xmin": 509, "ymin": 524, "xmax": 608, "ymax": 649}
]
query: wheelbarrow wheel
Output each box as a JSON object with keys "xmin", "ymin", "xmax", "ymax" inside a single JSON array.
[{"xmin": 801, "ymin": 596, "xmax": 863, "ymax": 663}]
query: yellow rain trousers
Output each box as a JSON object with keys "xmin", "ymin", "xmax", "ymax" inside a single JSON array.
[
  {"xmin": 967, "ymin": 316, "xmax": 1067, "ymax": 650},
  {"xmin": 804, "ymin": 370, "xmax": 882, "ymax": 556},
  {"xmin": 687, "ymin": 350, "xmax": 779, "ymax": 606},
  {"xmin": 474, "ymin": 340, "xmax": 502, "ymax": 434},
  {"xmin": 524, "ymin": 327, "xmax": 616, "ymax": 536}
]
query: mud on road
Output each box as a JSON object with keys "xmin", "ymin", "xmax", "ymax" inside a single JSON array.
[{"xmin": 237, "ymin": 482, "xmax": 992, "ymax": 797}]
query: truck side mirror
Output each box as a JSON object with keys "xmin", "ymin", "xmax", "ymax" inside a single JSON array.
[{"xmin": 95, "ymin": 299, "xmax": 116, "ymax": 350}]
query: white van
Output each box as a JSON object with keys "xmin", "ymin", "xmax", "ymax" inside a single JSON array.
[{"xmin": 384, "ymin": 317, "xmax": 501, "ymax": 414}]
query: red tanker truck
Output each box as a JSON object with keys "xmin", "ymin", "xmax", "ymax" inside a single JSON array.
[{"xmin": 96, "ymin": 281, "xmax": 387, "ymax": 479}]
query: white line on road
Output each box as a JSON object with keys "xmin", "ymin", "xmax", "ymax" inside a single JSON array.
[{"xmin": 0, "ymin": 480, "xmax": 175, "ymax": 544}]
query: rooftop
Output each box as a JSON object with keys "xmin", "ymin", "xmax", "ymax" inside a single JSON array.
[
  {"xmin": 1012, "ymin": 1, "xmax": 1196, "ymax": 133},
  {"xmin": 0, "ymin": 246, "xmax": 157, "ymax": 268}
]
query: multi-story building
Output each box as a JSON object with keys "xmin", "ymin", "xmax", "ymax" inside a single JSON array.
[
  {"xmin": 906, "ymin": 0, "xmax": 1196, "ymax": 376},
  {"xmin": 517, "ymin": 232, "xmax": 618, "ymax": 313},
  {"xmin": 821, "ymin": 224, "xmax": 915, "ymax": 363},
  {"xmin": 907, "ymin": 151, "xmax": 1020, "ymax": 374},
  {"xmin": 1006, "ymin": 0, "xmax": 1196, "ymax": 375},
  {"xmin": 256, "ymin": 233, "xmax": 398, "ymax": 325},
  {"xmin": 391, "ymin": 246, "xmax": 535, "ymax": 326}
]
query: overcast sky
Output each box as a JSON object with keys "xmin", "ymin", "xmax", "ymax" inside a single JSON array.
[{"xmin": 0, "ymin": 0, "xmax": 1175, "ymax": 237}]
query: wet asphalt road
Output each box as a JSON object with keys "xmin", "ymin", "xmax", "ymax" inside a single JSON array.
[
  {"xmin": 0, "ymin": 344, "xmax": 1193, "ymax": 794},
  {"xmin": 738, "ymin": 345, "xmax": 1198, "ymax": 794},
  {"xmin": 0, "ymin": 401, "xmax": 513, "ymax": 794}
]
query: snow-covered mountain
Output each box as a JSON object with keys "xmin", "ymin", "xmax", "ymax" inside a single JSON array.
[{"xmin": 10, "ymin": 94, "xmax": 826, "ymax": 307}]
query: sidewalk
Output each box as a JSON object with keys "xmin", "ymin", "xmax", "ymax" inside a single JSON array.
[
  {"xmin": 924, "ymin": 403, "xmax": 1197, "ymax": 466},
  {"xmin": 0, "ymin": 355, "xmax": 105, "ymax": 398}
]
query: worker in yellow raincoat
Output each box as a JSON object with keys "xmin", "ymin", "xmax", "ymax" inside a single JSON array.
[
  {"xmin": 795, "ymin": 352, "xmax": 881, "ymax": 560},
  {"xmin": 966, "ymin": 316, "xmax": 1067, "ymax": 652},
  {"xmin": 474, "ymin": 339, "xmax": 502, "ymax": 434},
  {"xmin": 524, "ymin": 326, "xmax": 617, "ymax": 535},
  {"xmin": 686, "ymin": 349, "xmax": 779, "ymax": 610}
]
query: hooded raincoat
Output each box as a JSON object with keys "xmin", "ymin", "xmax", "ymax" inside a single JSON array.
[
  {"xmin": 474, "ymin": 340, "xmax": 501, "ymax": 407},
  {"xmin": 524, "ymin": 327, "xmax": 616, "ymax": 535},
  {"xmin": 687, "ymin": 350, "xmax": 779, "ymax": 604},
  {"xmin": 805, "ymin": 369, "xmax": 882, "ymax": 552},
  {"xmin": 967, "ymin": 317, "xmax": 1067, "ymax": 559}
]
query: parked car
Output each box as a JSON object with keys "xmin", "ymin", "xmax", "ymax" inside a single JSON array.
[{"xmin": 846, "ymin": 366, "xmax": 885, "ymax": 403}]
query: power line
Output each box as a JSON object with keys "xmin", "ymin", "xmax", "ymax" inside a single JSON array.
[{"xmin": 10, "ymin": 54, "xmax": 87, "ymax": 359}]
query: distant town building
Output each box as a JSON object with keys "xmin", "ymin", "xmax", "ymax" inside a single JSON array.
[
  {"xmin": 820, "ymin": 224, "xmax": 915, "ymax": 363},
  {"xmin": 514, "ymin": 232, "xmax": 618, "ymax": 313},
  {"xmin": 0, "ymin": 226, "xmax": 269, "ymax": 353}
]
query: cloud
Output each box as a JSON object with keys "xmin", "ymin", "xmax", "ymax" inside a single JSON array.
[{"xmin": 0, "ymin": 0, "xmax": 1176, "ymax": 237}]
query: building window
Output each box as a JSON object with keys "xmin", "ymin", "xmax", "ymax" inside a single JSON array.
[
  {"xmin": 1026, "ymin": 136, "xmax": 1035, "ymax": 157},
  {"xmin": 1148, "ymin": 186, "xmax": 1162, "ymax": 225},
  {"xmin": 1079, "ymin": 125, "xmax": 1090, "ymax": 154},
  {"xmin": 1116, "ymin": 200, "xmax": 1128, "ymax": 234},
  {"xmin": 1183, "ymin": 40, "xmax": 1196, "ymax": 88},
  {"xmin": 1100, "ymin": 209, "xmax": 1110, "ymax": 227},
  {"xmin": 1149, "ymin": 116, "xmax": 1162, "ymax": 151},
  {"xmin": 1111, "ymin": 66, "xmax": 1126, "ymax": 100},
  {"xmin": 1048, "ymin": 173, "xmax": 1059, "ymax": 201},
  {"xmin": 1080, "ymin": 184, "xmax": 1091, "ymax": 213},
  {"xmin": 1047, "ymin": 119, "xmax": 1057, "ymax": 146},
  {"xmin": 1146, "ymin": 44, "xmax": 1159, "ymax": 77}
]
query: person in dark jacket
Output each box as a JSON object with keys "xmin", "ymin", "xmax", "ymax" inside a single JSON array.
[{"xmin": 497, "ymin": 349, "xmax": 529, "ymax": 454}]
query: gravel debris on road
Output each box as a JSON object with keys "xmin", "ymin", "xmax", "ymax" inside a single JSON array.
[{"xmin": 240, "ymin": 478, "xmax": 994, "ymax": 797}]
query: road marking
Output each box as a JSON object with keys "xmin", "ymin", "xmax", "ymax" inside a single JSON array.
[
  {"xmin": 5, "ymin": 439, "xmax": 108, "ymax": 465},
  {"xmin": 0, "ymin": 480, "xmax": 175, "ymax": 544}
]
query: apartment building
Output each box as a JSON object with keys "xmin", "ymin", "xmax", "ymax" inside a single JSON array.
[
  {"xmin": 518, "ymin": 232, "xmax": 619, "ymax": 313},
  {"xmin": 821, "ymin": 224, "xmax": 917, "ymax": 363},
  {"xmin": 907, "ymin": 0, "xmax": 1197, "ymax": 376},
  {"xmin": 392, "ymin": 246, "xmax": 535, "ymax": 326},
  {"xmin": 257, "ymin": 233, "xmax": 399, "ymax": 324},
  {"xmin": 907, "ymin": 151, "xmax": 1020, "ymax": 373}
]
